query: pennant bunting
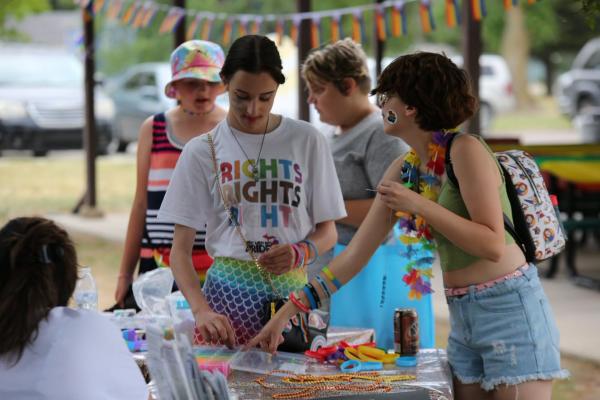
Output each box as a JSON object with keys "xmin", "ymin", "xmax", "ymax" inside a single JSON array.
[
  {"xmin": 251, "ymin": 17, "xmax": 262, "ymax": 34},
  {"xmin": 290, "ymin": 17, "xmax": 300, "ymax": 45},
  {"xmin": 222, "ymin": 18, "xmax": 232, "ymax": 45},
  {"xmin": 330, "ymin": 14, "xmax": 341, "ymax": 43},
  {"xmin": 200, "ymin": 17, "xmax": 213, "ymax": 40},
  {"xmin": 93, "ymin": 0, "xmax": 106, "ymax": 15},
  {"xmin": 471, "ymin": 0, "xmax": 487, "ymax": 21},
  {"xmin": 375, "ymin": 6, "xmax": 386, "ymax": 41},
  {"xmin": 419, "ymin": 1, "xmax": 435, "ymax": 33},
  {"xmin": 310, "ymin": 17, "xmax": 320, "ymax": 48},
  {"xmin": 131, "ymin": 3, "xmax": 148, "ymax": 28},
  {"xmin": 120, "ymin": 1, "xmax": 138, "ymax": 26},
  {"xmin": 186, "ymin": 14, "xmax": 202, "ymax": 40},
  {"xmin": 238, "ymin": 17, "xmax": 248, "ymax": 37},
  {"xmin": 445, "ymin": 0, "xmax": 460, "ymax": 27},
  {"xmin": 275, "ymin": 18, "xmax": 284, "ymax": 45},
  {"xmin": 106, "ymin": 0, "xmax": 123, "ymax": 20},
  {"xmin": 141, "ymin": 4, "xmax": 158, "ymax": 28}
]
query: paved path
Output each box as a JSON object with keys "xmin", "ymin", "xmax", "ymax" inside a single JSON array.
[{"xmin": 49, "ymin": 212, "xmax": 600, "ymax": 364}]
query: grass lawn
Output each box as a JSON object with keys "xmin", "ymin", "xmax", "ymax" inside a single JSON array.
[{"xmin": 491, "ymin": 95, "xmax": 573, "ymax": 132}]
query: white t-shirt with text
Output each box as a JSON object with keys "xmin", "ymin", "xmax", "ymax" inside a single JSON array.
[{"xmin": 159, "ymin": 117, "xmax": 346, "ymax": 259}]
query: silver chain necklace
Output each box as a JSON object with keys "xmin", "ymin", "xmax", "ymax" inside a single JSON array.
[{"xmin": 228, "ymin": 115, "xmax": 269, "ymax": 182}]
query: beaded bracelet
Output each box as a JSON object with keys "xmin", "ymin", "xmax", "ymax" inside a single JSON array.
[
  {"xmin": 289, "ymin": 291, "xmax": 310, "ymax": 313},
  {"xmin": 300, "ymin": 239, "xmax": 318, "ymax": 265},
  {"xmin": 322, "ymin": 266, "xmax": 342, "ymax": 290},
  {"xmin": 302, "ymin": 285, "xmax": 318, "ymax": 310}
]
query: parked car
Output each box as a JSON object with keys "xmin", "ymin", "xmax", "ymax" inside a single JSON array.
[
  {"xmin": 554, "ymin": 37, "xmax": 600, "ymax": 117},
  {"xmin": 106, "ymin": 62, "xmax": 231, "ymax": 152},
  {"xmin": 452, "ymin": 54, "xmax": 516, "ymax": 131},
  {"xmin": 0, "ymin": 43, "xmax": 115, "ymax": 156}
]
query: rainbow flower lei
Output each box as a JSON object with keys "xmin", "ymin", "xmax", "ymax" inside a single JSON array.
[{"xmin": 396, "ymin": 130, "xmax": 455, "ymax": 299}]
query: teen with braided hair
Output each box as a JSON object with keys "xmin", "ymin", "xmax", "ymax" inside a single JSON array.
[{"xmin": 0, "ymin": 217, "xmax": 147, "ymax": 399}]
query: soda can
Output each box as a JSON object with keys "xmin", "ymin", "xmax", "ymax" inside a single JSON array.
[{"xmin": 393, "ymin": 308, "xmax": 419, "ymax": 356}]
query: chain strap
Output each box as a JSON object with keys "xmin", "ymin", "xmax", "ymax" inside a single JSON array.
[{"xmin": 207, "ymin": 133, "xmax": 282, "ymax": 298}]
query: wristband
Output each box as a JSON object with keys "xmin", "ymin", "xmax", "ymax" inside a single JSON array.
[
  {"xmin": 314, "ymin": 275, "xmax": 332, "ymax": 299},
  {"xmin": 291, "ymin": 243, "xmax": 305, "ymax": 269},
  {"xmin": 300, "ymin": 239, "xmax": 318, "ymax": 265},
  {"xmin": 289, "ymin": 291, "xmax": 310, "ymax": 313},
  {"xmin": 307, "ymin": 283, "xmax": 322, "ymax": 309},
  {"xmin": 322, "ymin": 266, "xmax": 342, "ymax": 290},
  {"xmin": 302, "ymin": 285, "xmax": 318, "ymax": 310}
]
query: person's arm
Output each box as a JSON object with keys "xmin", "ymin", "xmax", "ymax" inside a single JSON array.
[
  {"xmin": 171, "ymin": 224, "xmax": 236, "ymax": 348},
  {"xmin": 337, "ymin": 199, "xmax": 374, "ymax": 228},
  {"xmin": 379, "ymin": 134, "xmax": 506, "ymax": 261},
  {"xmin": 259, "ymin": 220, "xmax": 338, "ymax": 275},
  {"xmin": 114, "ymin": 117, "xmax": 153, "ymax": 306},
  {"xmin": 246, "ymin": 157, "xmax": 404, "ymax": 353}
]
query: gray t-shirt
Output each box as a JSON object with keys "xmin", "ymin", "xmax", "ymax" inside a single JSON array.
[{"xmin": 329, "ymin": 111, "xmax": 409, "ymax": 245}]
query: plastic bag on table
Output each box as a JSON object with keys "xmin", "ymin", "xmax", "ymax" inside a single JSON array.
[{"xmin": 132, "ymin": 267, "xmax": 174, "ymax": 316}]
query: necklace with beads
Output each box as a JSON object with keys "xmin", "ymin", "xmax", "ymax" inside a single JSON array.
[
  {"xmin": 396, "ymin": 130, "xmax": 455, "ymax": 300},
  {"xmin": 228, "ymin": 115, "xmax": 269, "ymax": 182}
]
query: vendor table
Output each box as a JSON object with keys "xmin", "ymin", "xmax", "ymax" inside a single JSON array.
[{"xmin": 227, "ymin": 349, "xmax": 453, "ymax": 400}]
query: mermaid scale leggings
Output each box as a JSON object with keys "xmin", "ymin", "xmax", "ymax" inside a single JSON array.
[{"xmin": 195, "ymin": 257, "xmax": 307, "ymax": 346}]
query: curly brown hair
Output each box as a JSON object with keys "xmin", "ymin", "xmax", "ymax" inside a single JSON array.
[
  {"xmin": 371, "ymin": 52, "xmax": 478, "ymax": 131},
  {"xmin": 0, "ymin": 217, "xmax": 78, "ymax": 364}
]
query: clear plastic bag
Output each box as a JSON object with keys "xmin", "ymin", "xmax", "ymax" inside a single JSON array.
[{"xmin": 132, "ymin": 267, "xmax": 174, "ymax": 316}]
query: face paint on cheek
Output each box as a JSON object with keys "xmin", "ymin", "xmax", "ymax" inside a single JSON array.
[{"xmin": 385, "ymin": 110, "xmax": 398, "ymax": 125}]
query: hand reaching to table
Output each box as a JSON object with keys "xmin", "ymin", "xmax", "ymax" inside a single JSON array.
[{"xmin": 194, "ymin": 309, "xmax": 237, "ymax": 349}]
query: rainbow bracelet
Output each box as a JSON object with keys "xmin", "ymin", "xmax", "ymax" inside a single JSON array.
[
  {"xmin": 303, "ymin": 285, "xmax": 318, "ymax": 310},
  {"xmin": 322, "ymin": 266, "xmax": 342, "ymax": 290}
]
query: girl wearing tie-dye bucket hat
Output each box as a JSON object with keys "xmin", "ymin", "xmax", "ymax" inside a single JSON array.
[{"xmin": 113, "ymin": 40, "xmax": 227, "ymax": 310}]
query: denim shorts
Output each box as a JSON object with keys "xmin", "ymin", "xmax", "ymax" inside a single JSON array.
[{"xmin": 446, "ymin": 264, "xmax": 569, "ymax": 391}]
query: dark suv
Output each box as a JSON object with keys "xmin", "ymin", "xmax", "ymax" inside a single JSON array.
[
  {"xmin": 555, "ymin": 37, "xmax": 600, "ymax": 117},
  {"xmin": 0, "ymin": 43, "xmax": 114, "ymax": 156}
]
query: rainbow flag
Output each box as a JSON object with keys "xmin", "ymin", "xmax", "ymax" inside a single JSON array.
[
  {"xmin": 311, "ymin": 17, "xmax": 320, "ymax": 48},
  {"xmin": 238, "ymin": 18, "xmax": 248, "ymax": 37},
  {"xmin": 201, "ymin": 18, "xmax": 213, "ymax": 40},
  {"xmin": 222, "ymin": 19, "xmax": 232, "ymax": 45},
  {"xmin": 141, "ymin": 5, "xmax": 158, "ymax": 28},
  {"xmin": 352, "ymin": 12, "xmax": 365, "ymax": 43},
  {"xmin": 471, "ymin": 0, "xmax": 487, "ymax": 21},
  {"xmin": 419, "ymin": 1, "xmax": 435, "ymax": 33},
  {"xmin": 291, "ymin": 18, "xmax": 300, "ymax": 45},
  {"xmin": 106, "ymin": 0, "xmax": 123, "ymax": 21},
  {"xmin": 445, "ymin": 0, "xmax": 461, "ymax": 27},
  {"xmin": 186, "ymin": 15, "xmax": 202, "ymax": 40},
  {"xmin": 390, "ymin": 4, "xmax": 406, "ymax": 37},
  {"xmin": 503, "ymin": 0, "xmax": 519, "ymax": 9},
  {"xmin": 375, "ymin": 7, "xmax": 386, "ymax": 41},
  {"xmin": 93, "ymin": 0, "xmax": 106, "ymax": 15},
  {"xmin": 120, "ymin": 2, "xmax": 138, "ymax": 26},
  {"xmin": 330, "ymin": 15, "xmax": 341, "ymax": 43},
  {"xmin": 159, "ymin": 8, "xmax": 185, "ymax": 34},
  {"xmin": 132, "ymin": 4, "xmax": 148, "ymax": 28},
  {"xmin": 251, "ymin": 18, "xmax": 261, "ymax": 34},
  {"xmin": 275, "ymin": 19, "xmax": 284, "ymax": 45}
]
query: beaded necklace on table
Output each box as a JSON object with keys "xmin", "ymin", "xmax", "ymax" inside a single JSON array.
[{"xmin": 396, "ymin": 130, "xmax": 456, "ymax": 299}]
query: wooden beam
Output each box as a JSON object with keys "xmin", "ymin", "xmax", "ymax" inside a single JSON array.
[
  {"xmin": 297, "ymin": 0, "xmax": 311, "ymax": 122},
  {"xmin": 82, "ymin": 2, "xmax": 98, "ymax": 213},
  {"xmin": 174, "ymin": 0, "xmax": 186, "ymax": 48},
  {"xmin": 461, "ymin": 0, "xmax": 482, "ymax": 134}
]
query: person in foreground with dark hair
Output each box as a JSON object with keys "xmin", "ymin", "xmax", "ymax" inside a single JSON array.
[
  {"xmin": 248, "ymin": 52, "xmax": 568, "ymax": 399},
  {"xmin": 159, "ymin": 35, "xmax": 345, "ymax": 348},
  {"xmin": 0, "ymin": 217, "xmax": 148, "ymax": 399}
]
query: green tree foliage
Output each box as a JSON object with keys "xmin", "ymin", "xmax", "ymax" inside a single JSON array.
[{"xmin": 0, "ymin": 0, "xmax": 50, "ymax": 40}]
